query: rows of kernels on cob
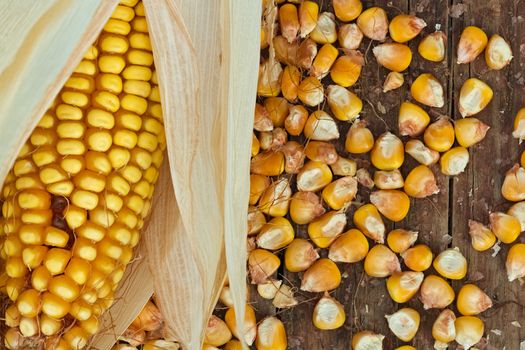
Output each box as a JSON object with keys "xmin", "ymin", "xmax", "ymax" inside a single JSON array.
[{"xmin": 0, "ymin": 1, "xmax": 166, "ymax": 349}]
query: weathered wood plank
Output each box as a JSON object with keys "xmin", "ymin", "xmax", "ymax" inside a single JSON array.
[
  {"xmin": 400, "ymin": 1, "xmax": 453, "ymax": 348},
  {"xmin": 451, "ymin": 0, "xmax": 525, "ymax": 349}
]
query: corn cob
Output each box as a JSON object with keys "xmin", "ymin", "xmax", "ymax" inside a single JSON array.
[{"xmin": 1, "ymin": 1, "xmax": 166, "ymax": 349}]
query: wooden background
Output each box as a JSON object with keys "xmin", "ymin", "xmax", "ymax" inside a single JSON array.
[{"xmin": 248, "ymin": 0, "xmax": 525, "ymax": 349}]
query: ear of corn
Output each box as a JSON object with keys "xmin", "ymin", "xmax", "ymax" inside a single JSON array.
[{"xmin": 1, "ymin": 1, "xmax": 166, "ymax": 348}]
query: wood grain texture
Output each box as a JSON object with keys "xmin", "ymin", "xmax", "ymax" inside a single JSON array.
[{"xmin": 248, "ymin": 0, "xmax": 525, "ymax": 349}]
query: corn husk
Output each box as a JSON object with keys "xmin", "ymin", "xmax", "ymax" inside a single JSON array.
[{"xmin": 0, "ymin": 1, "xmax": 260, "ymax": 350}]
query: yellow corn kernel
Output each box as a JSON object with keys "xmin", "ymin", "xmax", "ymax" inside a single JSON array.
[
  {"xmin": 346, "ymin": 120, "xmax": 374, "ymax": 154},
  {"xmin": 281, "ymin": 65, "xmax": 301, "ymax": 102},
  {"xmin": 284, "ymin": 105, "xmax": 308, "ymax": 136},
  {"xmin": 5, "ymin": 305, "xmax": 20, "ymax": 328},
  {"xmin": 204, "ymin": 315, "xmax": 232, "ymax": 347},
  {"xmin": 387, "ymin": 229, "xmax": 418, "ymax": 253},
  {"xmin": 395, "ymin": 347, "xmax": 416, "ymax": 350},
  {"xmin": 419, "ymin": 31, "xmax": 446, "ymax": 62},
  {"xmin": 330, "ymin": 157, "xmax": 357, "ymax": 177},
  {"xmin": 264, "ymin": 97, "xmax": 289, "ymax": 128},
  {"xmin": 248, "ymin": 207, "xmax": 266, "ymax": 235},
  {"xmin": 22, "ymin": 246, "xmax": 48, "ymax": 269},
  {"xmin": 468, "ymin": 220, "xmax": 496, "ymax": 252},
  {"xmin": 454, "ymin": 316, "xmax": 484, "ymax": 349},
  {"xmin": 258, "ymin": 178, "xmax": 291, "ymax": 217},
  {"xmin": 248, "ymin": 249, "xmax": 281, "ymax": 284},
  {"xmin": 48, "ymin": 275, "xmax": 80, "ymax": 303},
  {"xmin": 458, "ymin": 78, "xmax": 493, "ymax": 117},
  {"xmin": 254, "ymin": 104, "xmax": 272, "ymax": 132},
  {"xmin": 383, "ymin": 71, "xmax": 404, "ymax": 92},
  {"xmin": 250, "ymin": 151, "xmax": 285, "ymax": 176},
  {"xmin": 513, "ymin": 108, "xmax": 525, "ymax": 142},
  {"xmin": 357, "ymin": 7, "xmax": 388, "ymax": 41},
  {"xmin": 297, "ymin": 160, "xmax": 333, "ymax": 192},
  {"xmin": 370, "ymin": 189, "xmax": 410, "ymax": 222},
  {"xmin": 307, "ymin": 211, "xmax": 346, "ymax": 248},
  {"xmin": 433, "ymin": 247, "xmax": 467, "ymax": 280},
  {"xmin": 432, "ymin": 309, "xmax": 456, "ymax": 344},
  {"xmin": 402, "ymin": 244, "xmax": 433, "ymax": 272},
  {"xmin": 373, "ymin": 43, "xmax": 412, "ymax": 72},
  {"xmin": 420, "ymin": 275, "xmax": 455, "ymax": 309},
  {"xmin": 508, "ymin": 201, "xmax": 525, "ymax": 231},
  {"xmin": 311, "ymin": 44, "xmax": 339, "ymax": 78},
  {"xmin": 297, "ymin": 77, "xmax": 324, "ymax": 106},
  {"xmin": 389, "ymin": 14, "xmax": 426, "ymax": 43},
  {"xmin": 256, "ymin": 217, "xmax": 295, "ymax": 250},
  {"xmin": 310, "ymin": 12, "xmax": 337, "ymax": 44},
  {"xmin": 322, "ymin": 176, "xmax": 357, "ymax": 210},
  {"xmin": 386, "ymin": 308, "xmax": 420, "ymax": 342},
  {"xmin": 304, "ymin": 141, "xmax": 338, "ymax": 164},
  {"xmin": 327, "ymin": 85, "xmax": 363, "ymax": 122},
  {"xmin": 457, "ymin": 284, "xmax": 492, "ymax": 316},
  {"xmin": 506, "ymin": 243, "xmax": 525, "ymax": 282},
  {"xmin": 374, "ymin": 169, "xmax": 404, "ymax": 190},
  {"xmin": 289, "ymin": 191, "xmax": 325, "ymax": 225},
  {"xmin": 485, "ymin": 34, "xmax": 513, "ymax": 70},
  {"xmin": 281, "ymin": 141, "xmax": 305, "ymax": 174},
  {"xmin": 6, "ymin": 277, "xmax": 25, "ymax": 301},
  {"xmin": 330, "ymin": 53, "xmax": 363, "ymax": 87},
  {"xmin": 440, "ymin": 146, "xmax": 469, "ymax": 176},
  {"xmin": 18, "ymin": 189, "xmax": 51, "ymax": 210},
  {"xmin": 454, "ymin": 117, "xmax": 490, "ymax": 147},
  {"xmin": 256, "ymin": 317, "xmax": 287, "ymax": 350},
  {"xmin": 42, "ymin": 292, "xmax": 70, "ymax": 319},
  {"xmin": 398, "ymin": 101, "xmax": 430, "ymax": 137},
  {"xmin": 300, "ymin": 258, "xmax": 341, "ymax": 292},
  {"xmin": 257, "ymin": 59, "xmax": 283, "ymax": 97},
  {"xmin": 353, "ymin": 203, "xmax": 385, "ymax": 243},
  {"xmin": 489, "ymin": 211, "xmax": 521, "ymax": 243},
  {"xmin": 457, "ymin": 26, "xmax": 488, "ymax": 64},
  {"xmin": 386, "ymin": 271, "xmax": 424, "ymax": 303},
  {"xmin": 501, "ymin": 164, "xmax": 525, "ymax": 201},
  {"xmin": 32, "ymin": 146, "xmax": 59, "ymax": 167},
  {"xmin": 303, "ymin": 110, "xmax": 339, "ymax": 141},
  {"xmin": 423, "ymin": 117, "xmax": 455, "ymax": 152},
  {"xmin": 411, "ymin": 73, "xmax": 444, "ymax": 108},
  {"xmin": 31, "ymin": 266, "xmax": 52, "ymax": 292},
  {"xmin": 298, "ymin": 1, "xmax": 319, "ymax": 38},
  {"xmin": 252, "ymin": 134, "xmax": 260, "ymax": 156},
  {"xmin": 328, "ymin": 229, "xmax": 369, "ymax": 263},
  {"xmin": 313, "ymin": 293, "xmax": 346, "ymax": 330},
  {"xmin": 279, "ymin": 3, "xmax": 299, "ymax": 43},
  {"xmin": 364, "ymin": 244, "xmax": 401, "ymax": 278},
  {"xmin": 333, "ymin": 0, "xmax": 362, "ymax": 21},
  {"xmin": 17, "ymin": 289, "xmax": 41, "ymax": 318},
  {"xmin": 273, "ymin": 35, "xmax": 299, "ymax": 66},
  {"xmin": 249, "ymin": 175, "xmax": 270, "ymax": 206},
  {"xmin": 371, "ymin": 132, "xmax": 404, "ymax": 170},
  {"xmin": 284, "ymin": 238, "xmax": 319, "ymax": 272},
  {"xmin": 404, "ymin": 165, "xmax": 439, "ymax": 198},
  {"xmin": 352, "ymin": 331, "xmax": 385, "ymax": 350},
  {"xmin": 65, "ymin": 258, "xmax": 91, "ymax": 285},
  {"xmin": 16, "ymin": 223, "xmax": 42, "ymax": 244},
  {"xmin": 339, "ymin": 23, "xmax": 363, "ymax": 50}
]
